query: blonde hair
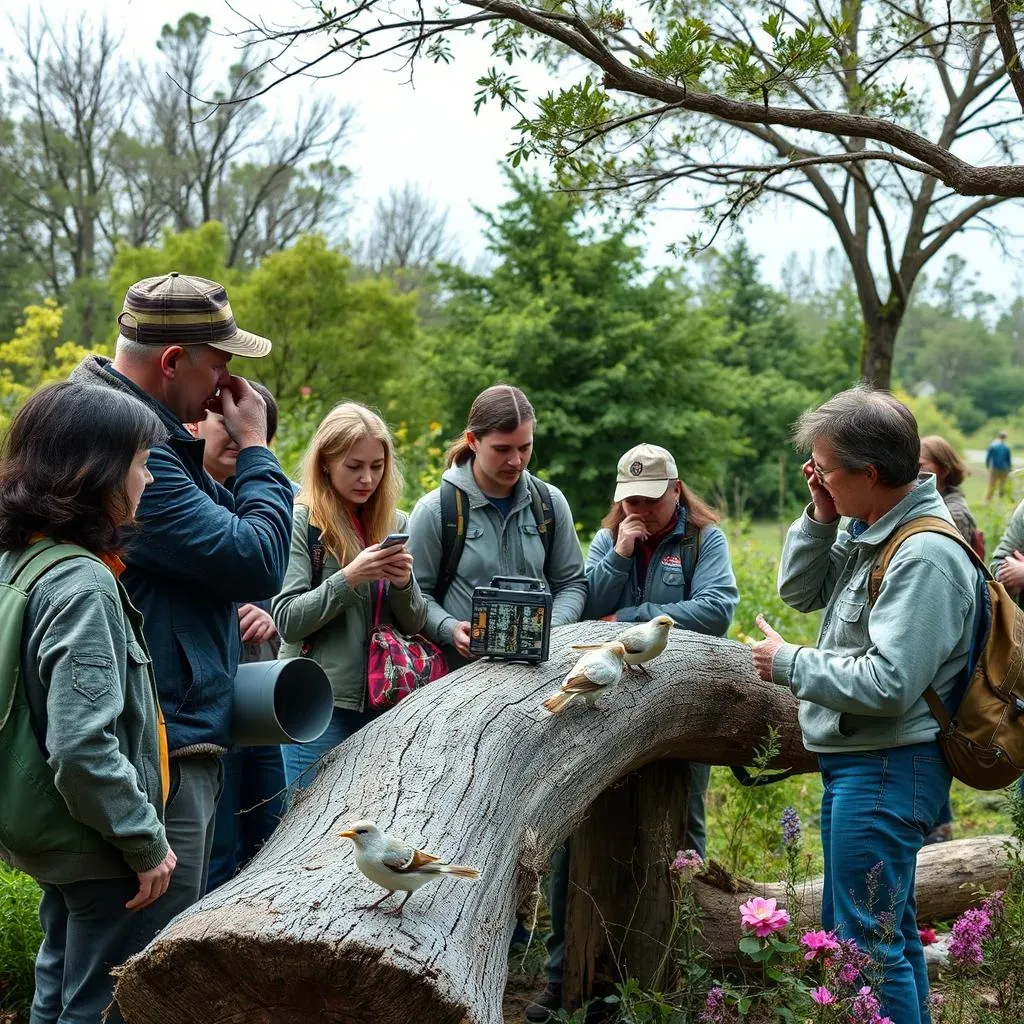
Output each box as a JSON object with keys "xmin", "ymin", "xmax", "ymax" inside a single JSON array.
[
  {"xmin": 298, "ymin": 402, "xmax": 402, "ymax": 567},
  {"xmin": 920, "ymin": 434, "xmax": 968, "ymax": 489},
  {"xmin": 445, "ymin": 384, "xmax": 535, "ymax": 467}
]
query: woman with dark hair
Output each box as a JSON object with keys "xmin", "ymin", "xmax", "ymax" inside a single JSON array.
[
  {"xmin": 0, "ymin": 382, "xmax": 174, "ymax": 1024},
  {"xmin": 407, "ymin": 383, "xmax": 587, "ymax": 666}
]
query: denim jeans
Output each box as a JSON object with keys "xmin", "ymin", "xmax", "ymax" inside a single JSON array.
[
  {"xmin": 282, "ymin": 707, "xmax": 378, "ymax": 791},
  {"xmin": 543, "ymin": 761, "xmax": 711, "ymax": 984},
  {"xmin": 207, "ymin": 745, "xmax": 288, "ymax": 890},
  {"xmin": 30, "ymin": 876, "xmax": 142, "ymax": 1024},
  {"xmin": 819, "ymin": 742, "xmax": 952, "ymax": 1024}
]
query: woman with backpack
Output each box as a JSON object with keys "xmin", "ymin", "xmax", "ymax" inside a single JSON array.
[
  {"xmin": 272, "ymin": 402, "xmax": 428, "ymax": 789},
  {"xmin": 406, "ymin": 384, "xmax": 587, "ymax": 668},
  {"xmin": 524, "ymin": 443, "xmax": 739, "ymax": 1023},
  {"xmin": 0, "ymin": 382, "xmax": 174, "ymax": 1024}
]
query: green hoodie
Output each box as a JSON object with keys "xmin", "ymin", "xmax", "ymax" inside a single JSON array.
[
  {"xmin": 407, "ymin": 462, "xmax": 587, "ymax": 647},
  {"xmin": 772, "ymin": 478, "xmax": 980, "ymax": 754}
]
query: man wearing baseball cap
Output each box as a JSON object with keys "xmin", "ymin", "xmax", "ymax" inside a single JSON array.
[{"xmin": 70, "ymin": 273, "xmax": 294, "ymax": 942}]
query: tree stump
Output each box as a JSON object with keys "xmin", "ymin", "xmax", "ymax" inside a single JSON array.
[{"xmin": 113, "ymin": 623, "xmax": 815, "ymax": 1024}]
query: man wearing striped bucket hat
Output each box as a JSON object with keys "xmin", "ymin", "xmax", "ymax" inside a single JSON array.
[{"xmin": 69, "ymin": 273, "xmax": 294, "ymax": 947}]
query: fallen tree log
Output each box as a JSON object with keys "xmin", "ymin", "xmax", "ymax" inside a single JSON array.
[
  {"xmin": 114, "ymin": 623, "xmax": 817, "ymax": 1024},
  {"xmin": 692, "ymin": 834, "xmax": 1014, "ymax": 957}
]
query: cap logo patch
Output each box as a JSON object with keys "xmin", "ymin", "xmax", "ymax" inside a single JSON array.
[{"xmin": 629, "ymin": 461, "xmax": 644, "ymax": 477}]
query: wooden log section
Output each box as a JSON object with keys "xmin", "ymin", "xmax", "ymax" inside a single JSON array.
[
  {"xmin": 112, "ymin": 623, "xmax": 817, "ymax": 1024},
  {"xmin": 692, "ymin": 834, "xmax": 1014, "ymax": 957}
]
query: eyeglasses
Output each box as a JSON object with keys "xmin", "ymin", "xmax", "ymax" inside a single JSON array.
[{"xmin": 812, "ymin": 460, "xmax": 841, "ymax": 484}]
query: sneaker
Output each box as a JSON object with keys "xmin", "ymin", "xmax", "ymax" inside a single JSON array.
[
  {"xmin": 524, "ymin": 982, "xmax": 562, "ymax": 1022},
  {"xmin": 924, "ymin": 822, "xmax": 953, "ymax": 845}
]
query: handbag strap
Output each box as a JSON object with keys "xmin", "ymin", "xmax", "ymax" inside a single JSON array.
[{"xmin": 371, "ymin": 579, "xmax": 386, "ymax": 629}]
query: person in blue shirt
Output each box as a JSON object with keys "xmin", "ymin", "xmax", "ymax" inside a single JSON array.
[{"xmin": 985, "ymin": 431, "xmax": 1013, "ymax": 502}]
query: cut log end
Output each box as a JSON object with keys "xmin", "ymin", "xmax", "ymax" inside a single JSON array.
[{"xmin": 114, "ymin": 923, "xmax": 470, "ymax": 1024}]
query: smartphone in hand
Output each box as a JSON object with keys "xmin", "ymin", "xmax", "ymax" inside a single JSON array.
[{"xmin": 380, "ymin": 532, "xmax": 410, "ymax": 549}]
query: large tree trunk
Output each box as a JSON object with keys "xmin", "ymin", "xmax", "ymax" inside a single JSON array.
[
  {"xmin": 692, "ymin": 834, "xmax": 1014, "ymax": 958},
  {"xmin": 114, "ymin": 624, "xmax": 814, "ymax": 1024},
  {"xmin": 861, "ymin": 310, "xmax": 903, "ymax": 389}
]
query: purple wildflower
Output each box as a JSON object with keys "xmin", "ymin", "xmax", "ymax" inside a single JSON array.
[
  {"xmin": 948, "ymin": 905, "xmax": 994, "ymax": 966},
  {"xmin": 848, "ymin": 985, "xmax": 881, "ymax": 1024},
  {"xmin": 831, "ymin": 937, "xmax": 871, "ymax": 987},
  {"xmin": 781, "ymin": 806, "xmax": 801, "ymax": 845},
  {"xmin": 700, "ymin": 985, "xmax": 728, "ymax": 1023},
  {"xmin": 671, "ymin": 849, "xmax": 704, "ymax": 877}
]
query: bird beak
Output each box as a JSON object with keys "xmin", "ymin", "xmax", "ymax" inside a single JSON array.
[{"xmin": 338, "ymin": 830, "xmax": 357, "ymax": 840}]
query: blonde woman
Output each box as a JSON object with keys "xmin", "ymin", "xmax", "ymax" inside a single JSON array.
[{"xmin": 272, "ymin": 403, "xmax": 427, "ymax": 788}]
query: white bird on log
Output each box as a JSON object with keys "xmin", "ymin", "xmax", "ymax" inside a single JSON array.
[
  {"xmin": 572, "ymin": 614, "xmax": 674, "ymax": 675},
  {"xmin": 542, "ymin": 642, "xmax": 627, "ymax": 714},
  {"xmin": 338, "ymin": 819, "xmax": 481, "ymax": 915}
]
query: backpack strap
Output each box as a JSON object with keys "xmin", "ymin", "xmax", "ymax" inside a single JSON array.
[
  {"xmin": 436, "ymin": 479, "xmax": 467, "ymax": 605},
  {"xmin": 680, "ymin": 517, "xmax": 702, "ymax": 601},
  {"xmin": 867, "ymin": 514, "xmax": 989, "ymax": 730},
  {"xmin": 6, "ymin": 540, "xmax": 103, "ymax": 591},
  {"xmin": 867, "ymin": 515, "xmax": 990, "ymax": 606},
  {"xmin": 527, "ymin": 477, "xmax": 556, "ymax": 582}
]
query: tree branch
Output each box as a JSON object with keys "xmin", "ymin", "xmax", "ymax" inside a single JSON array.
[{"xmin": 990, "ymin": 0, "xmax": 1024, "ymax": 112}]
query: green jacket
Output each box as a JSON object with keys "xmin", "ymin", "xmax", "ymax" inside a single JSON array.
[
  {"xmin": 406, "ymin": 462, "xmax": 587, "ymax": 648},
  {"xmin": 772, "ymin": 478, "xmax": 980, "ymax": 753},
  {"xmin": 0, "ymin": 550, "xmax": 168, "ymax": 885},
  {"xmin": 272, "ymin": 505, "xmax": 428, "ymax": 711}
]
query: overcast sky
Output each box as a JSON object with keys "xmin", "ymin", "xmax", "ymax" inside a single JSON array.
[{"xmin": 7, "ymin": 0, "xmax": 1024, "ymax": 305}]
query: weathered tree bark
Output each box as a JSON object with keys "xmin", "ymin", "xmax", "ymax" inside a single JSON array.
[
  {"xmin": 692, "ymin": 834, "xmax": 1014, "ymax": 958},
  {"xmin": 114, "ymin": 623, "xmax": 815, "ymax": 1024},
  {"xmin": 563, "ymin": 760, "xmax": 694, "ymax": 1008}
]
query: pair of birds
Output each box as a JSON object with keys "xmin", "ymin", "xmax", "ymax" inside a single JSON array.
[
  {"xmin": 542, "ymin": 613, "xmax": 674, "ymax": 713},
  {"xmin": 340, "ymin": 615, "xmax": 676, "ymax": 914}
]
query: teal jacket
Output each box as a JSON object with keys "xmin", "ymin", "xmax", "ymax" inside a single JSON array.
[
  {"xmin": 584, "ymin": 513, "xmax": 738, "ymax": 635},
  {"xmin": 0, "ymin": 551, "xmax": 168, "ymax": 885},
  {"xmin": 772, "ymin": 478, "xmax": 980, "ymax": 753},
  {"xmin": 407, "ymin": 462, "xmax": 587, "ymax": 647},
  {"xmin": 273, "ymin": 505, "xmax": 428, "ymax": 711}
]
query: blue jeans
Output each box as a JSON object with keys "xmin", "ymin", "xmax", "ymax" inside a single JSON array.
[
  {"xmin": 208, "ymin": 745, "xmax": 287, "ymax": 890},
  {"xmin": 543, "ymin": 761, "xmax": 710, "ymax": 983},
  {"xmin": 819, "ymin": 742, "xmax": 952, "ymax": 1024},
  {"xmin": 283, "ymin": 707, "xmax": 378, "ymax": 791},
  {"xmin": 31, "ymin": 876, "xmax": 142, "ymax": 1024}
]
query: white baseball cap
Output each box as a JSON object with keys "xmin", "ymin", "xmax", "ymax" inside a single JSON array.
[{"xmin": 614, "ymin": 443, "xmax": 678, "ymax": 502}]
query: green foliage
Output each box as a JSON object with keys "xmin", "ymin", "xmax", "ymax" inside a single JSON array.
[
  {"xmin": 0, "ymin": 864, "xmax": 42, "ymax": 1020},
  {"xmin": 424, "ymin": 173, "xmax": 747, "ymax": 530},
  {"xmin": 0, "ymin": 301, "xmax": 104, "ymax": 431}
]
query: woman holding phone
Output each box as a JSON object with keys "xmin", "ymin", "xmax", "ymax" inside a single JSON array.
[{"xmin": 272, "ymin": 402, "xmax": 427, "ymax": 788}]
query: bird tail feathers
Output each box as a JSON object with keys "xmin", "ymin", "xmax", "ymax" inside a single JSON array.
[
  {"xmin": 440, "ymin": 864, "xmax": 481, "ymax": 879},
  {"xmin": 571, "ymin": 642, "xmax": 609, "ymax": 651},
  {"xmin": 543, "ymin": 691, "xmax": 575, "ymax": 714}
]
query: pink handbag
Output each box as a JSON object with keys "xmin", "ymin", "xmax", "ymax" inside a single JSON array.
[{"xmin": 366, "ymin": 582, "xmax": 448, "ymax": 710}]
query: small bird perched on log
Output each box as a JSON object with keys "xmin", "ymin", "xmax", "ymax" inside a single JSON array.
[
  {"xmin": 338, "ymin": 819, "xmax": 481, "ymax": 915},
  {"xmin": 542, "ymin": 642, "xmax": 627, "ymax": 714},
  {"xmin": 572, "ymin": 614, "xmax": 674, "ymax": 675}
]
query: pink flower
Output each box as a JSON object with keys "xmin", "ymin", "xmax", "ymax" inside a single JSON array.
[
  {"xmin": 810, "ymin": 986, "xmax": 835, "ymax": 1005},
  {"xmin": 918, "ymin": 926, "xmax": 938, "ymax": 945},
  {"xmin": 738, "ymin": 896, "xmax": 790, "ymax": 937},
  {"xmin": 298, "ymin": 385, "xmax": 312, "ymax": 398},
  {"xmin": 800, "ymin": 929, "xmax": 840, "ymax": 960}
]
